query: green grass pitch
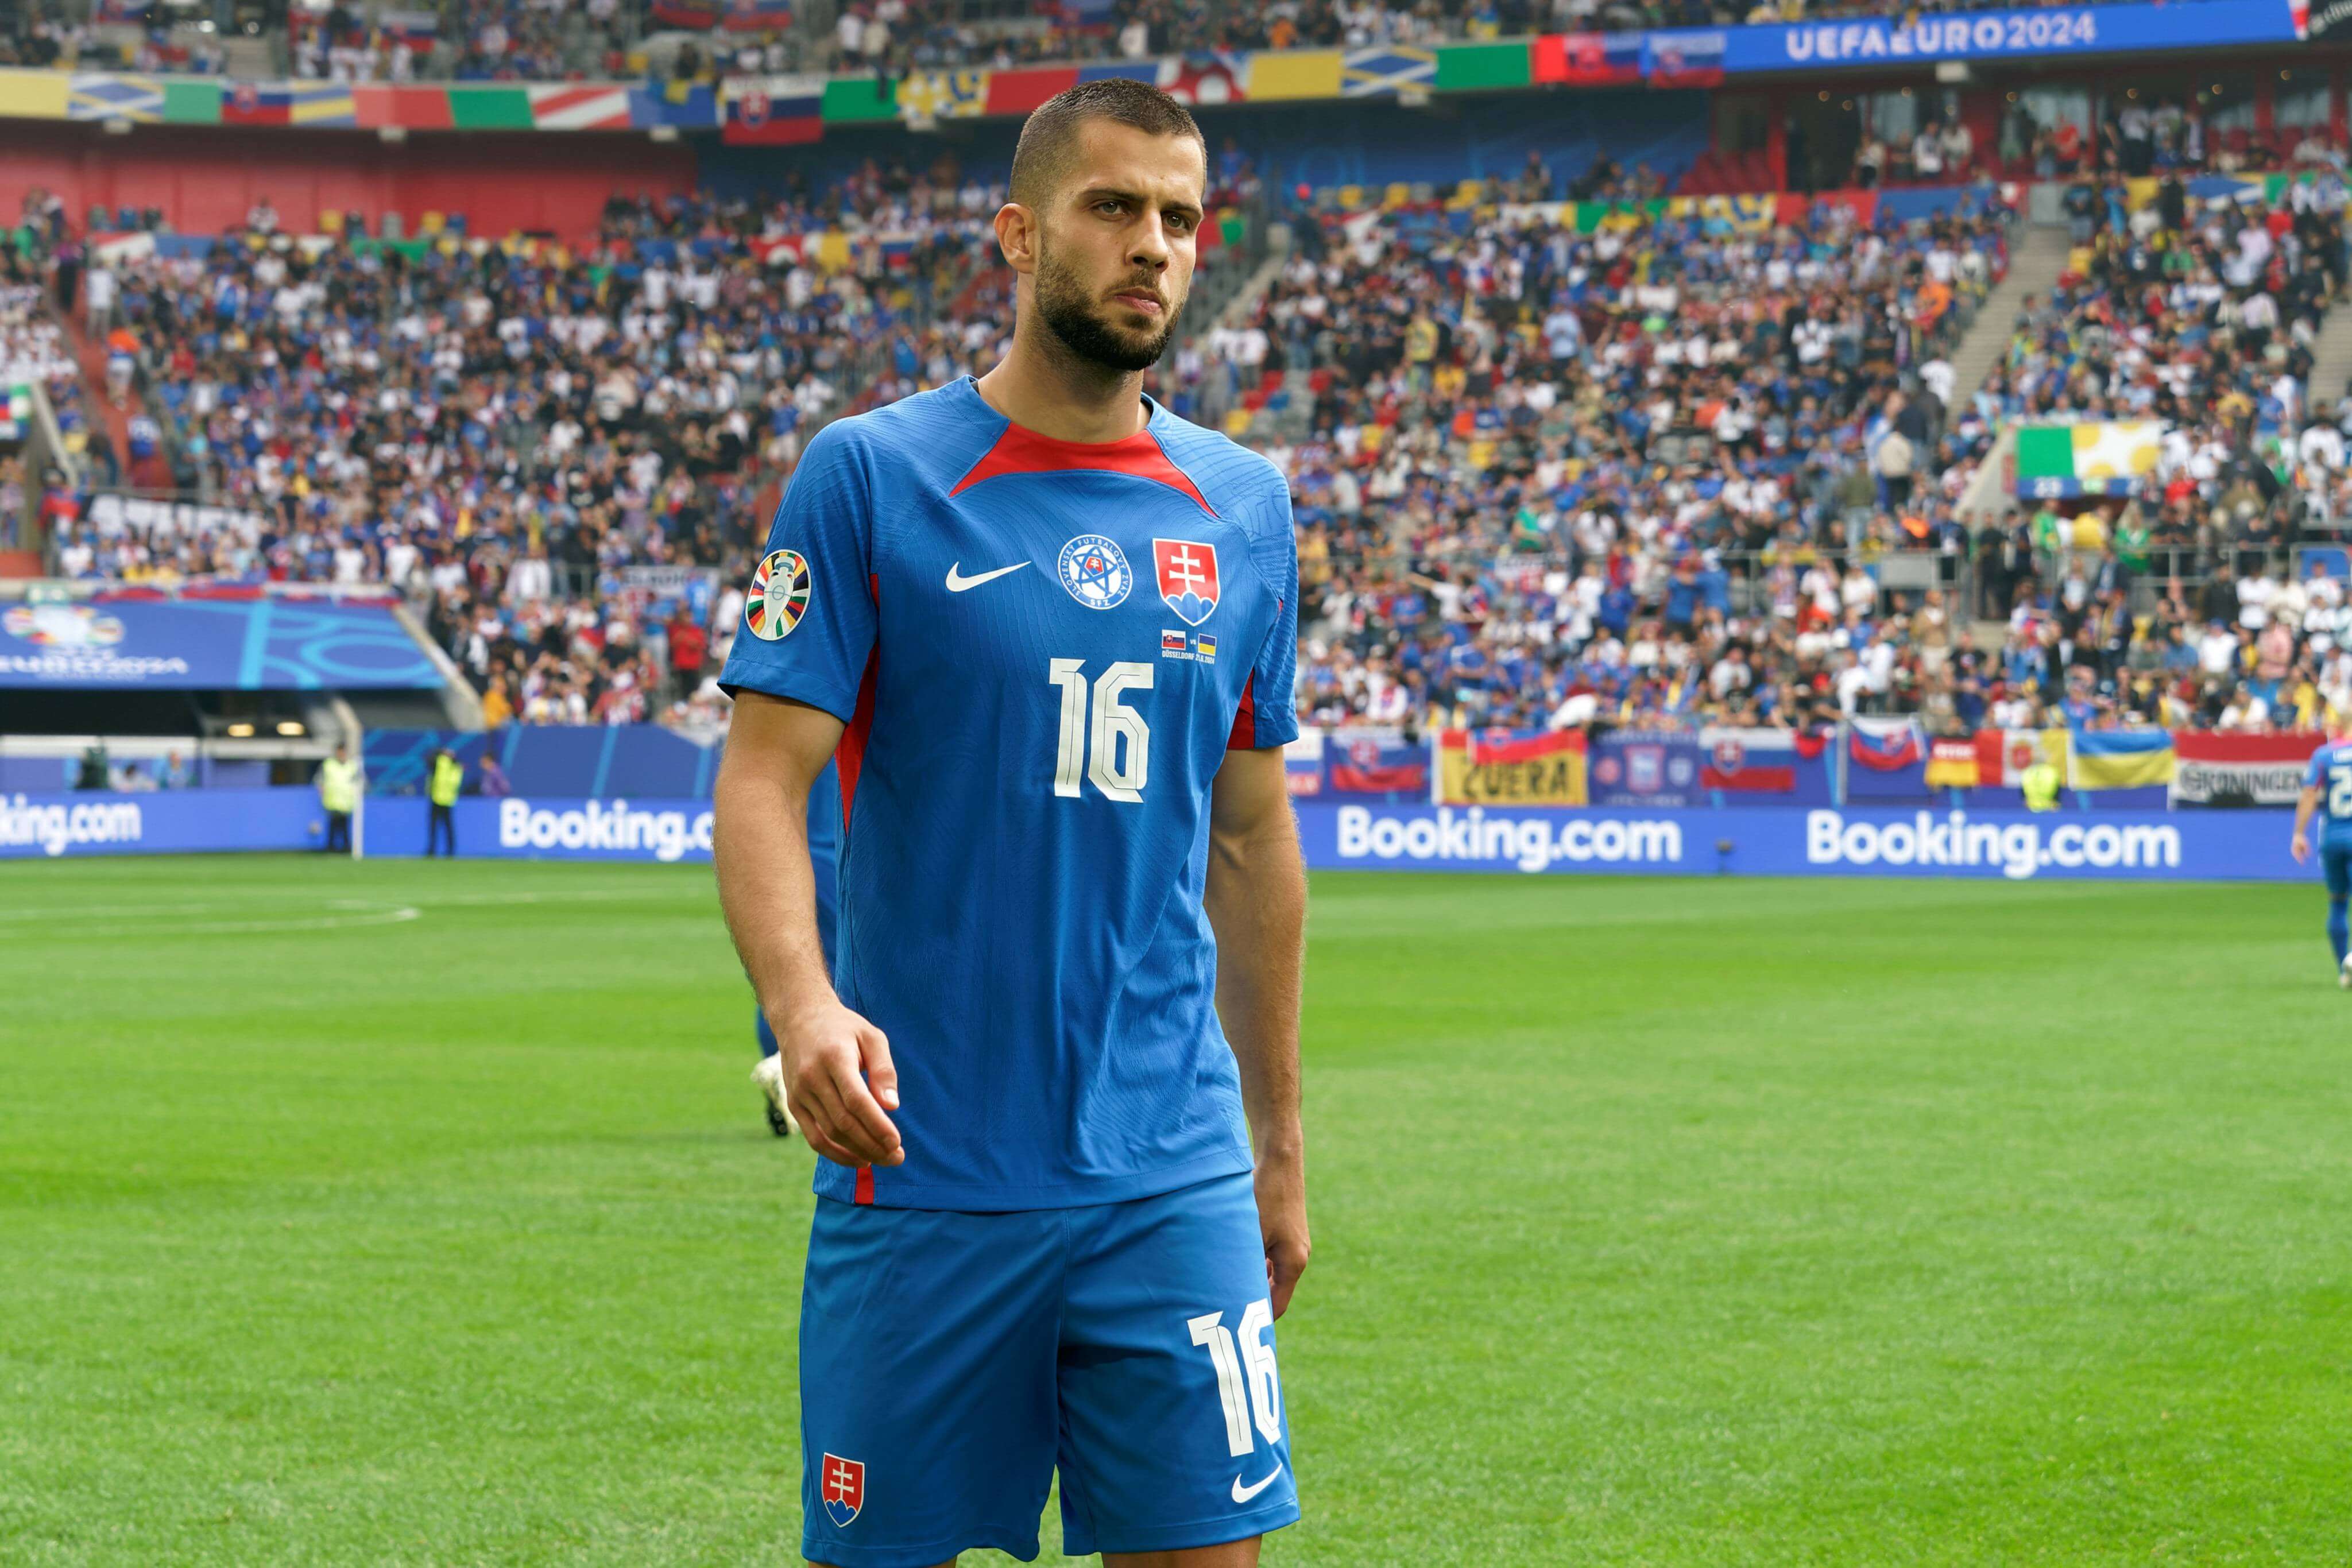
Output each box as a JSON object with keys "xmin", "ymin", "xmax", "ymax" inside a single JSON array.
[{"xmin": 4, "ymin": 855, "xmax": 2350, "ymax": 1565}]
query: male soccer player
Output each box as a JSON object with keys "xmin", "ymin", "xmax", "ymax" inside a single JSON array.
[
  {"xmin": 2292, "ymin": 731, "xmax": 2352, "ymax": 985},
  {"xmin": 713, "ymin": 79, "xmax": 1309, "ymax": 1568}
]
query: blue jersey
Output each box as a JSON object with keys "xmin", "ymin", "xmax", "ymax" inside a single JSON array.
[
  {"xmin": 721, "ymin": 377, "xmax": 1298, "ymax": 1210},
  {"xmin": 2306, "ymin": 740, "xmax": 2352, "ymax": 838}
]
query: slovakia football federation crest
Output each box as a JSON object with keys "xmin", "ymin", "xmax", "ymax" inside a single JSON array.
[
  {"xmin": 745, "ymin": 548, "xmax": 810, "ymax": 640},
  {"xmin": 1152, "ymin": 538, "xmax": 1220, "ymax": 626},
  {"xmin": 818, "ymin": 1452, "xmax": 864, "ymax": 1528},
  {"xmin": 1057, "ymin": 534, "xmax": 1132, "ymax": 610}
]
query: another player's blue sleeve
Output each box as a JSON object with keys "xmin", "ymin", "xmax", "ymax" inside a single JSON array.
[
  {"xmin": 719, "ymin": 424, "xmax": 878, "ymax": 724},
  {"xmin": 1232, "ymin": 474, "xmax": 1300, "ymax": 750}
]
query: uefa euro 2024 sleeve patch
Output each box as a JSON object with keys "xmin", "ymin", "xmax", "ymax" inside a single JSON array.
[{"xmin": 745, "ymin": 548, "xmax": 811, "ymax": 640}]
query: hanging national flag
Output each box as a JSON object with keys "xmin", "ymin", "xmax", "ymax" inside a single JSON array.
[
  {"xmin": 1699, "ymin": 727, "xmax": 1797, "ymax": 793},
  {"xmin": 286, "ymin": 83, "xmax": 357, "ymax": 125},
  {"xmin": 1436, "ymin": 728, "xmax": 1586, "ymax": 806},
  {"xmin": 1971, "ymin": 728, "xmax": 2067, "ymax": 788},
  {"xmin": 983, "ymin": 66, "xmax": 1078, "ymax": 117},
  {"xmin": 1642, "ymin": 29, "xmax": 1726, "ymax": 88},
  {"xmin": 2068, "ymin": 729, "xmax": 2177, "ymax": 791},
  {"xmin": 1327, "ymin": 734, "xmax": 1430, "ymax": 797},
  {"xmin": 724, "ymin": 78, "xmax": 822, "ymax": 143},
  {"xmin": 529, "ymin": 84, "xmax": 634, "ymax": 130},
  {"xmin": 68, "ymin": 74, "xmax": 163, "ymax": 122},
  {"xmin": 894, "ymin": 69, "xmax": 988, "ymax": 120},
  {"xmin": 1156, "ymin": 53, "xmax": 1248, "ymax": 106},
  {"xmin": 1848, "ymin": 717, "xmax": 1925, "ymax": 772},
  {"xmin": 651, "ymin": 0, "xmax": 722, "ymax": 26},
  {"xmin": 378, "ymin": 9, "xmax": 440, "ymax": 41},
  {"xmin": 2171, "ymin": 730, "xmax": 2324, "ymax": 807},
  {"xmin": 1923, "ymin": 738, "xmax": 1979, "ymax": 789},
  {"xmin": 222, "ymin": 82, "xmax": 291, "ymax": 126},
  {"xmin": 1340, "ymin": 46, "xmax": 1435, "ymax": 98},
  {"xmin": 720, "ymin": 0, "xmax": 795, "ymax": 30},
  {"xmin": 1530, "ymin": 33, "xmax": 1640, "ymax": 86}
]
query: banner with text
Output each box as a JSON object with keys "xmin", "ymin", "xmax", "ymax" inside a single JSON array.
[
  {"xmin": 1436, "ymin": 729, "xmax": 1588, "ymax": 806},
  {"xmin": 0, "ymin": 788, "xmax": 318, "ymax": 858},
  {"xmin": 2171, "ymin": 731, "xmax": 2325, "ymax": 807},
  {"xmin": 1300, "ymin": 802, "xmax": 2304, "ymax": 882}
]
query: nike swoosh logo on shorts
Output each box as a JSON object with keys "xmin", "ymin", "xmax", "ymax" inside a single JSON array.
[
  {"xmin": 1231, "ymin": 1462, "xmax": 1283, "ymax": 1504},
  {"xmin": 945, "ymin": 561, "xmax": 1029, "ymax": 592}
]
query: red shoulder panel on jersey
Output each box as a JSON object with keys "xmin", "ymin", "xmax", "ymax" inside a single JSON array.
[
  {"xmin": 950, "ymin": 423, "xmax": 1218, "ymax": 519},
  {"xmin": 1227, "ymin": 673, "xmax": 1256, "ymax": 749}
]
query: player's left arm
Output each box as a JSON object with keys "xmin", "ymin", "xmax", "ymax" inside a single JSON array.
[
  {"xmin": 1208, "ymin": 744, "xmax": 1310, "ymax": 1319},
  {"xmin": 2293, "ymin": 784, "xmax": 2322, "ymax": 862}
]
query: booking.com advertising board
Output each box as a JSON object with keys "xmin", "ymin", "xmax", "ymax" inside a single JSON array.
[
  {"xmin": 1301, "ymin": 803, "xmax": 2301, "ymax": 882},
  {"xmin": 0, "ymin": 789, "xmax": 2316, "ymax": 884}
]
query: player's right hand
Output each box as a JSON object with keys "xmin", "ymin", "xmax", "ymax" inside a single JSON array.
[
  {"xmin": 2293, "ymin": 833, "xmax": 2312, "ymax": 864},
  {"xmin": 772, "ymin": 1001, "xmax": 903, "ymax": 1170}
]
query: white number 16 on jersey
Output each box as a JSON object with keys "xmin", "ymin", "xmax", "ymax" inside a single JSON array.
[{"xmin": 1049, "ymin": 659, "xmax": 1152, "ymax": 802}]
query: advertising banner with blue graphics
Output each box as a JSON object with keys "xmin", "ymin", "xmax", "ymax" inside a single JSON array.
[
  {"xmin": 0, "ymin": 597, "xmax": 440, "ymax": 690},
  {"xmin": 0, "ymin": 788, "xmax": 320, "ymax": 858},
  {"xmin": 1299, "ymin": 802, "xmax": 2304, "ymax": 882},
  {"xmin": 365, "ymin": 796, "xmax": 714, "ymax": 862},
  {"xmin": 1588, "ymin": 732, "xmax": 1705, "ymax": 809},
  {"xmin": 1701, "ymin": 1, "xmax": 2300, "ymax": 76}
]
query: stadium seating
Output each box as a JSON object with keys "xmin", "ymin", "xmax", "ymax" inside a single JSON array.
[{"xmin": 14, "ymin": 92, "xmax": 2350, "ymax": 742}]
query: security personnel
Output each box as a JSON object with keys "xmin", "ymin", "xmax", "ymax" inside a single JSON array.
[
  {"xmin": 2021, "ymin": 756, "xmax": 2061, "ymax": 813},
  {"xmin": 426, "ymin": 747, "xmax": 464, "ymax": 857},
  {"xmin": 317, "ymin": 744, "xmax": 359, "ymax": 853}
]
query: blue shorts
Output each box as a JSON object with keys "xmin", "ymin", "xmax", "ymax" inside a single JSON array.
[
  {"xmin": 2326, "ymin": 837, "xmax": 2352, "ymax": 899},
  {"xmin": 798, "ymin": 1172, "xmax": 1299, "ymax": 1567}
]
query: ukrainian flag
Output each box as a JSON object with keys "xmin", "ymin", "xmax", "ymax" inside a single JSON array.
[{"xmin": 2068, "ymin": 729, "xmax": 2176, "ymax": 790}]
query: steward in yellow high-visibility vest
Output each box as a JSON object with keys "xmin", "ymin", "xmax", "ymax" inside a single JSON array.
[
  {"xmin": 427, "ymin": 748, "xmax": 463, "ymax": 858},
  {"xmin": 317, "ymin": 746, "xmax": 359, "ymax": 854},
  {"xmin": 2021, "ymin": 758, "xmax": 2061, "ymax": 813}
]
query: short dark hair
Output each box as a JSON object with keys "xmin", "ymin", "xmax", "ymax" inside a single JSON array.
[{"xmin": 1008, "ymin": 78, "xmax": 1205, "ymax": 208}]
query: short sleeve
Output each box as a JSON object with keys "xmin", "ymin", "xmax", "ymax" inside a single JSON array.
[
  {"xmin": 719, "ymin": 424, "xmax": 878, "ymax": 725},
  {"xmin": 2307, "ymin": 748, "xmax": 2330, "ymax": 791},
  {"xmin": 1229, "ymin": 473, "xmax": 1299, "ymax": 750}
]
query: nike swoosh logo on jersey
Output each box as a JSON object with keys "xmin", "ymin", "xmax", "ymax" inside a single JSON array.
[
  {"xmin": 1231, "ymin": 1463, "xmax": 1282, "ymax": 1504},
  {"xmin": 945, "ymin": 561, "xmax": 1030, "ymax": 592}
]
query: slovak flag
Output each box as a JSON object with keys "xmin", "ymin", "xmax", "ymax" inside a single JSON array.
[
  {"xmin": 819, "ymin": 1453, "xmax": 864, "ymax": 1528},
  {"xmin": 1699, "ymin": 727, "xmax": 1797, "ymax": 792},
  {"xmin": 1848, "ymin": 717, "xmax": 1926, "ymax": 772},
  {"xmin": 1152, "ymin": 538, "xmax": 1220, "ymax": 626}
]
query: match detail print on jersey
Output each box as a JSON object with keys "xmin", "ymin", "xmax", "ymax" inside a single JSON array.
[{"xmin": 745, "ymin": 548, "xmax": 811, "ymax": 641}]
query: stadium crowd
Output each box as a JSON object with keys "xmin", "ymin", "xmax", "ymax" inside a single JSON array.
[
  {"xmin": 1266, "ymin": 189, "xmax": 2010, "ymax": 734},
  {"xmin": 1288, "ymin": 171, "xmax": 2352, "ymax": 738},
  {"xmin": 36, "ymin": 172, "xmax": 1004, "ymax": 726},
  {"xmin": 16, "ymin": 109, "xmax": 2352, "ymax": 740}
]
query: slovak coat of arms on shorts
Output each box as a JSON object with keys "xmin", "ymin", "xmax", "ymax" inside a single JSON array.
[{"xmin": 819, "ymin": 1451, "xmax": 864, "ymax": 1527}]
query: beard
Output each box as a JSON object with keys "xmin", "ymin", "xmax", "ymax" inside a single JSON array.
[{"xmin": 1034, "ymin": 237, "xmax": 1184, "ymax": 374}]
